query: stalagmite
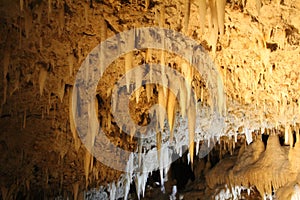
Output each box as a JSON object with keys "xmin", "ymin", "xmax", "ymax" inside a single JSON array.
[
  {"xmin": 167, "ymin": 90, "xmax": 176, "ymax": 141},
  {"xmin": 187, "ymin": 102, "xmax": 196, "ymax": 166},
  {"xmin": 125, "ymin": 52, "xmax": 133, "ymax": 92},
  {"xmin": 39, "ymin": 68, "xmax": 47, "ymax": 96}
]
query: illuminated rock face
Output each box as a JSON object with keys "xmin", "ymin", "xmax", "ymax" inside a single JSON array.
[{"xmin": 0, "ymin": 0, "xmax": 299, "ymax": 199}]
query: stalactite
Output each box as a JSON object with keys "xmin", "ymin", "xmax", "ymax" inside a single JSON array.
[
  {"xmin": 296, "ymin": 125, "xmax": 300, "ymax": 145},
  {"xmin": 24, "ymin": 9, "xmax": 32, "ymax": 39},
  {"xmin": 84, "ymin": 151, "xmax": 91, "ymax": 188},
  {"xmin": 19, "ymin": 18, "xmax": 22, "ymax": 48},
  {"xmin": 25, "ymin": 180, "xmax": 30, "ymax": 192},
  {"xmin": 90, "ymin": 156, "xmax": 94, "ymax": 176},
  {"xmin": 146, "ymin": 84, "xmax": 152, "ymax": 103},
  {"xmin": 58, "ymin": 6, "xmax": 65, "ymax": 36},
  {"xmin": 200, "ymin": 85, "xmax": 204, "ymax": 103},
  {"xmin": 73, "ymin": 182, "xmax": 79, "ymax": 200},
  {"xmin": 107, "ymin": 112, "xmax": 111, "ymax": 130},
  {"xmin": 125, "ymin": 52, "xmax": 133, "ymax": 92},
  {"xmin": 84, "ymin": 3, "xmax": 89, "ymax": 27},
  {"xmin": 1, "ymin": 187, "xmax": 7, "ymax": 200},
  {"xmin": 288, "ymin": 125, "xmax": 294, "ymax": 148},
  {"xmin": 23, "ymin": 109, "xmax": 26, "ymax": 129},
  {"xmin": 39, "ymin": 68, "xmax": 47, "ymax": 96},
  {"xmin": 109, "ymin": 182, "xmax": 116, "ymax": 200},
  {"xmin": 58, "ymin": 80, "xmax": 65, "ymax": 102},
  {"xmin": 182, "ymin": 63, "xmax": 193, "ymax": 108},
  {"xmin": 20, "ymin": 0, "xmax": 24, "ymax": 11},
  {"xmin": 256, "ymin": 0, "xmax": 262, "ymax": 14},
  {"xmin": 158, "ymin": 86, "xmax": 167, "ymax": 130},
  {"xmin": 245, "ymin": 128, "xmax": 253, "ymax": 145},
  {"xmin": 208, "ymin": 0, "xmax": 219, "ymax": 55},
  {"xmin": 146, "ymin": 48, "xmax": 152, "ymax": 63},
  {"xmin": 156, "ymin": 131, "xmax": 162, "ymax": 165},
  {"xmin": 135, "ymin": 68, "xmax": 143, "ymax": 103},
  {"xmin": 130, "ymin": 125, "xmax": 136, "ymax": 140},
  {"xmin": 167, "ymin": 90, "xmax": 176, "ymax": 141},
  {"xmin": 217, "ymin": 75, "xmax": 225, "ymax": 115},
  {"xmin": 161, "ymin": 74, "xmax": 168, "ymax": 98},
  {"xmin": 48, "ymin": 0, "xmax": 52, "ymax": 22},
  {"xmin": 199, "ymin": 0, "xmax": 206, "ymax": 33},
  {"xmin": 10, "ymin": 70, "xmax": 20, "ymax": 96},
  {"xmin": 216, "ymin": 0, "xmax": 226, "ymax": 35},
  {"xmin": 183, "ymin": 0, "xmax": 191, "ymax": 33},
  {"xmin": 2, "ymin": 51, "xmax": 9, "ymax": 106},
  {"xmin": 179, "ymin": 80, "xmax": 187, "ymax": 117},
  {"xmin": 112, "ymin": 93, "xmax": 117, "ymax": 113},
  {"xmin": 145, "ymin": 0, "xmax": 150, "ymax": 10},
  {"xmin": 68, "ymin": 54, "xmax": 74, "ymax": 76},
  {"xmin": 100, "ymin": 17, "xmax": 107, "ymax": 41},
  {"xmin": 69, "ymin": 87, "xmax": 80, "ymax": 152},
  {"xmin": 138, "ymin": 139, "xmax": 142, "ymax": 168},
  {"xmin": 187, "ymin": 102, "xmax": 196, "ymax": 166},
  {"xmin": 158, "ymin": 4, "xmax": 165, "ymax": 27},
  {"xmin": 285, "ymin": 124, "xmax": 290, "ymax": 145}
]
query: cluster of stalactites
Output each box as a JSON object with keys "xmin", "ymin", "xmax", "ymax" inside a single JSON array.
[
  {"xmin": 124, "ymin": 49, "xmax": 206, "ymax": 167},
  {"xmin": 206, "ymin": 125, "xmax": 300, "ymax": 199}
]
